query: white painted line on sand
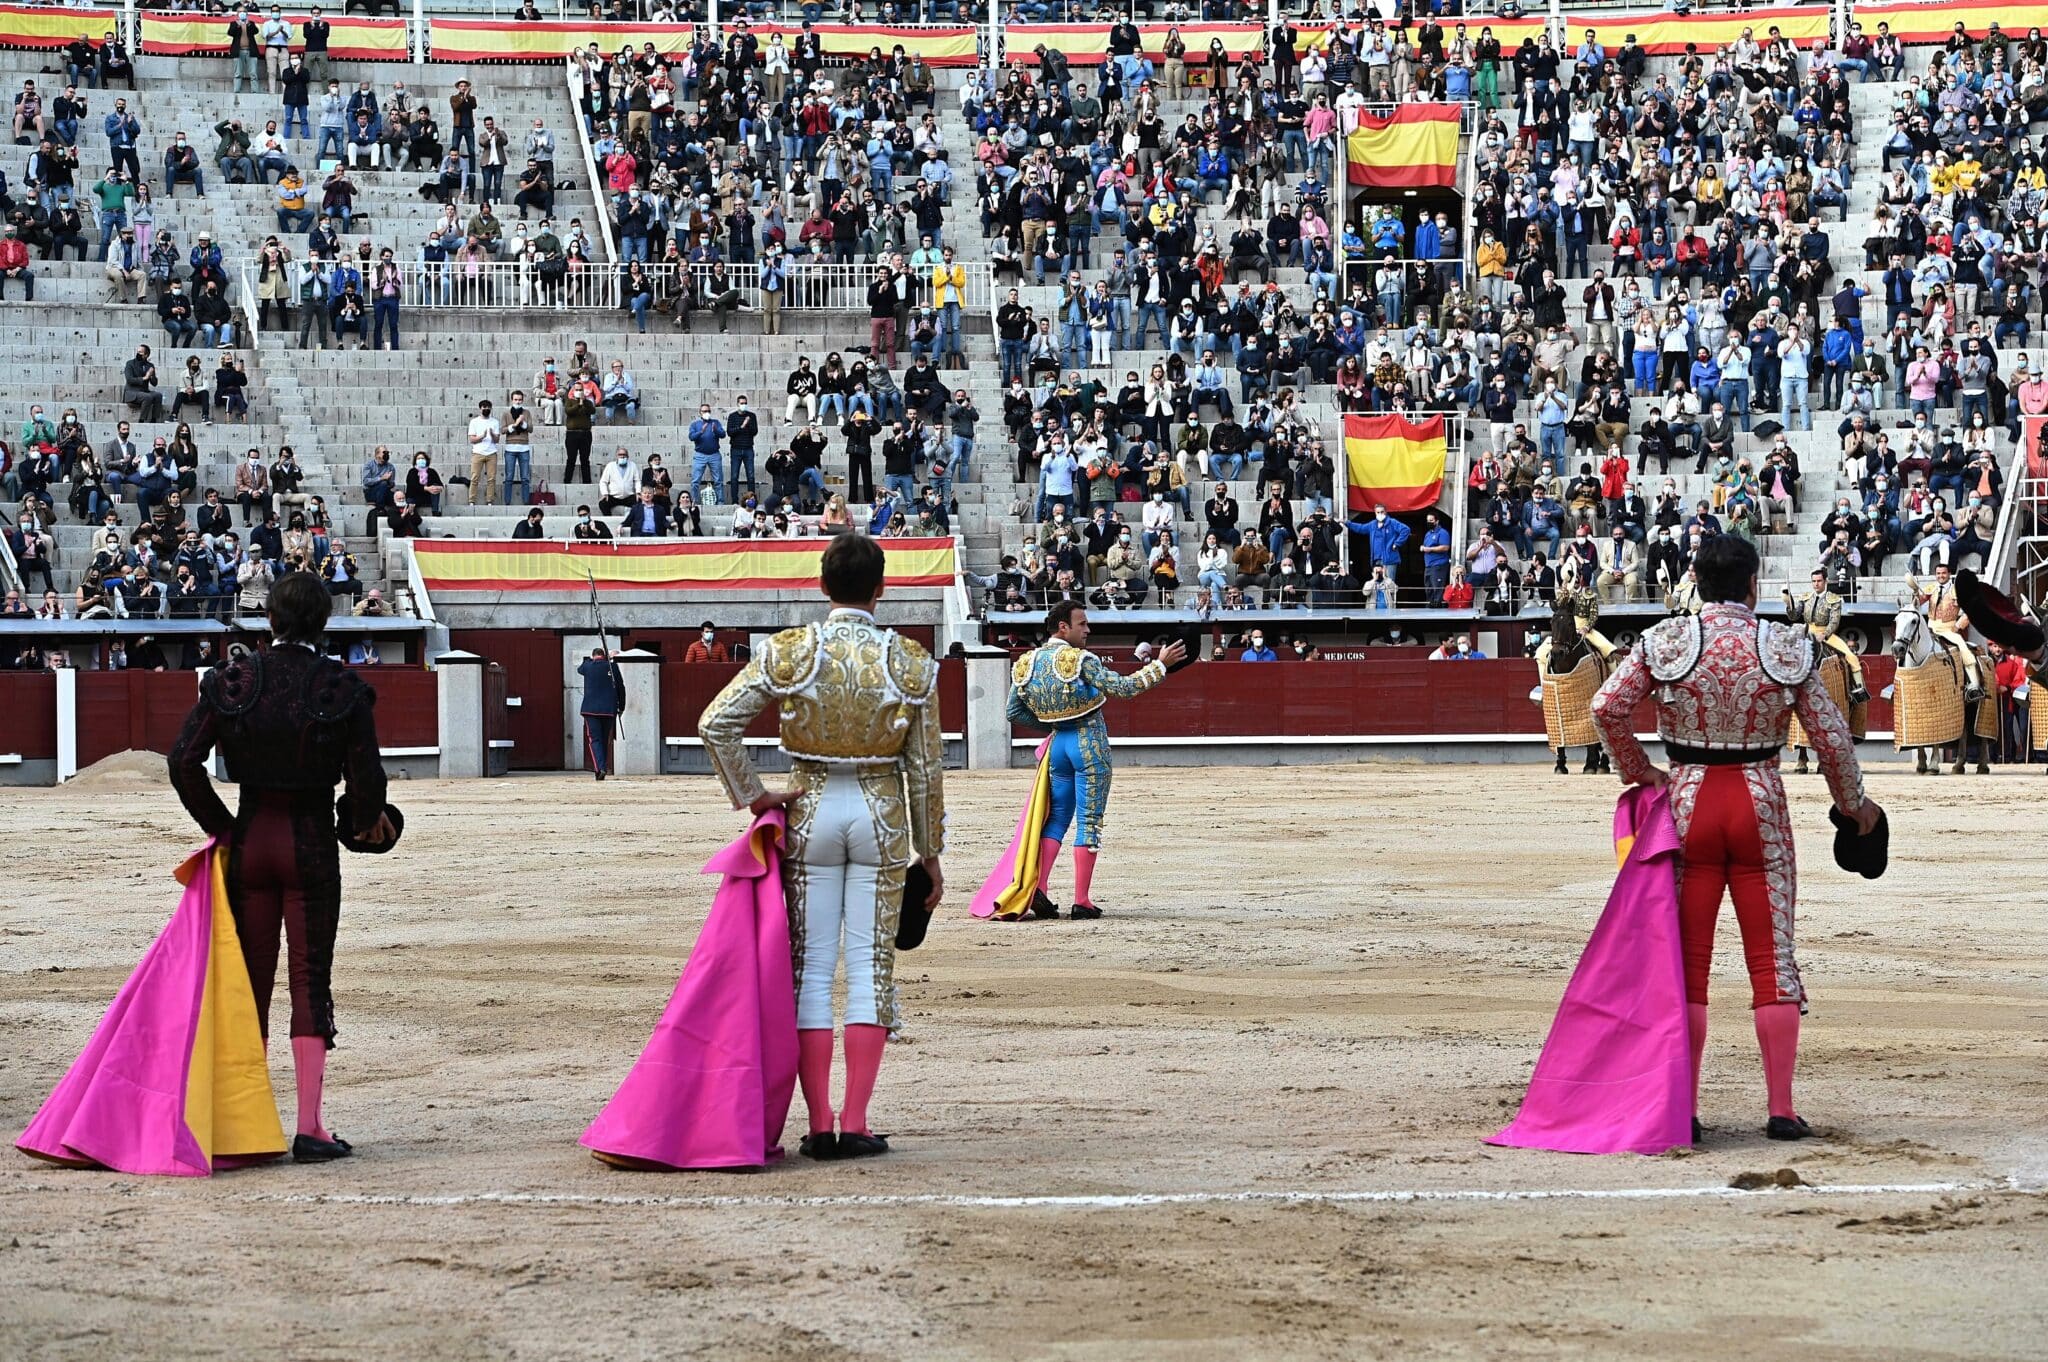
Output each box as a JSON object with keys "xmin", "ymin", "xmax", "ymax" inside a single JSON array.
[{"xmin": 221, "ymin": 1176, "xmax": 2039, "ymax": 1212}]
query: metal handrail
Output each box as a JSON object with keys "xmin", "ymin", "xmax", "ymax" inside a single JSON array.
[
  {"xmin": 565, "ymin": 55, "xmax": 619, "ymax": 266},
  {"xmin": 0, "ymin": 519, "xmax": 22, "ymax": 600},
  {"xmin": 240, "ymin": 257, "xmax": 992, "ymax": 312},
  {"xmin": 402, "ymin": 540, "xmax": 437, "ymax": 623}
]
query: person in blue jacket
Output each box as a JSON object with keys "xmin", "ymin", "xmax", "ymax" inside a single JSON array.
[
  {"xmin": 577, "ymin": 644, "xmax": 625, "ymax": 781},
  {"xmin": 1820, "ymin": 316, "xmax": 1857, "ymax": 409},
  {"xmin": 1418, "ymin": 510, "xmax": 1452, "ymax": 605},
  {"xmin": 1346, "ymin": 502, "xmax": 1412, "ymax": 573}
]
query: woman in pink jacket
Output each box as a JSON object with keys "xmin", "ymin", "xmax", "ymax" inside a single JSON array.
[{"xmin": 1904, "ymin": 344, "xmax": 1941, "ymax": 423}]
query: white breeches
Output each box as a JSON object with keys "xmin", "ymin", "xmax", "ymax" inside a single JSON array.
[{"xmin": 787, "ymin": 765, "xmax": 909, "ymax": 1030}]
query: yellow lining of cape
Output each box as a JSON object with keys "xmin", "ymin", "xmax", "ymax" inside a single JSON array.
[
  {"xmin": 183, "ymin": 850, "xmax": 288, "ymax": 1163},
  {"xmin": 991, "ymin": 745, "xmax": 1056, "ymax": 921}
]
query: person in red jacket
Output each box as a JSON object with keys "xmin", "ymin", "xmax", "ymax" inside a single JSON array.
[
  {"xmin": 682, "ymin": 621, "xmax": 731, "ymax": 663},
  {"xmin": 1674, "ymin": 227, "xmax": 1710, "ymax": 289},
  {"xmin": 1990, "ymin": 643, "xmax": 2034, "ymax": 762},
  {"xmin": 0, "ymin": 228, "xmax": 35, "ymax": 300},
  {"xmin": 1599, "ymin": 449, "xmax": 1631, "ymax": 520},
  {"xmin": 1441, "ymin": 565, "xmax": 1475, "ymax": 610},
  {"xmin": 1608, "ymin": 219, "xmax": 1641, "ymax": 277}
]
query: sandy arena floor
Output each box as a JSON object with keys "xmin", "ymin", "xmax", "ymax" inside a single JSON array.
[{"xmin": 2, "ymin": 759, "xmax": 2046, "ymax": 1361}]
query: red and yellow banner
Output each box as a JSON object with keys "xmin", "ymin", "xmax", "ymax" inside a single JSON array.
[
  {"xmin": 414, "ymin": 537, "xmax": 958, "ymax": 593},
  {"xmin": 426, "ymin": 20, "xmax": 976, "ymax": 66},
  {"xmin": 1002, "ymin": 21, "xmax": 1288, "ymax": 67},
  {"xmin": 1850, "ymin": 1, "xmax": 2048, "ymax": 45},
  {"xmin": 0, "ymin": 4, "xmax": 117, "ymax": 51},
  {"xmin": 1563, "ymin": 5, "xmax": 1828, "ymax": 56},
  {"xmin": 139, "ymin": 14, "xmax": 407, "ymax": 60},
  {"xmin": 1344, "ymin": 413, "xmax": 1447, "ymax": 514},
  {"xmin": 1346, "ymin": 103, "xmax": 1461, "ymax": 190}
]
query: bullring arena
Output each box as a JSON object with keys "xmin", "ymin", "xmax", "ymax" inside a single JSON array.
[
  {"xmin": 5, "ymin": 0, "xmax": 2048, "ymax": 1357},
  {"xmin": 4, "ymin": 762, "xmax": 2046, "ymax": 1358}
]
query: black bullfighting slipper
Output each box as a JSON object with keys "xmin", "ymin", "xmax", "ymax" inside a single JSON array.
[
  {"xmin": 836, "ymin": 1132, "xmax": 890, "ymax": 1160},
  {"xmin": 1765, "ymin": 1115, "xmax": 1815, "ymax": 1141},
  {"xmin": 1692, "ymin": 1118, "xmax": 1704, "ymax": 1146},
  {"xmin": 1069, "ymin": 903, "xmax": 1103, "ymax": 920},
  {"xmin": 798, "ymin": 1132, "xmax": 839, "ymax": 1161},
  {"xmin": 1029, "ymin": 889, "xmax": 1061, "ymax": 920},
  {"xmin": 291, "ymin": 1133, "xmax": 354, "ymax": 1163}
]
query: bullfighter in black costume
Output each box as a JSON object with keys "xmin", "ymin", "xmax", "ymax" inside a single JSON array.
[{"xmin": 168, "ymin": 573, "xmax": 396, "ymax": 1163}]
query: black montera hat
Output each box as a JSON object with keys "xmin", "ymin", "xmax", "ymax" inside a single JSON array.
[
  {"xmin": 335, "ymin": 796, "xmax": 405, "ymax": 855},
  {"xmin": 1828, "ymin": 804, "xmax": 1889, "ymax": 880}
]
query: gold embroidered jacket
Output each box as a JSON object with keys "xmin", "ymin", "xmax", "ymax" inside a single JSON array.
[
  {"xmin": 1785, "ymin": 587, "xmax": 1844, "ymax": 637},
  {"xmin": 1007, "ymin": 643, "xmax": 1167, "ymax": 726},
  {"xmin": 698, "ymin": 609, "xmax": 945, "ymax": 858}
]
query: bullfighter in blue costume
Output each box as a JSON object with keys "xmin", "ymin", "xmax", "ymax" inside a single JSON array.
[{"xmin": 980, "ymin": 600, "xmax": 1184, "ymax": 920}]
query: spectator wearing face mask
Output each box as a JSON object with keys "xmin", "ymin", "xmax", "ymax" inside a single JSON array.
[
  {"xmin": 597, "ymin": 448, "xmax": 639, "ymax": 516},
  {"xmin": 725, "ymin": 396, "xmax": 759, "ymax": 505},
  {"xmin": 683, "ymin": 621, "xmax": 729, "ymax": 663},
  {"xmin": 406, "ymin": 451, "xmax": 444, "ymax": 515},
  {"xmin": 571, "ymin": 502, "xmax": 612, "ymax": 540},
  {"xmin": 1241, "ymin": 631, "xmax": 1277, "ymax": 661},
  {"xmin": 619, "ymin": 487, "xmax": 670, "ymax": 538},
  {"xmin": 1346, "ymin": 502, "xmax": 1412, "ymax": 574},
  {"xmin": 687, "ymin": 405, "xmax": 726, "ymax": 506}
]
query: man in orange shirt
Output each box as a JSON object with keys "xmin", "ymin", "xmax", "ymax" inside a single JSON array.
[{"xmin": 683, "ymin": 621, "xmax": 730, "ymax": 663}]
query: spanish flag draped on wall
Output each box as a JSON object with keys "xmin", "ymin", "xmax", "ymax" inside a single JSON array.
[
  {"xmin": 1345, "ymin": 104, "xmax": 1461, "ymax": 190},
  {"xmin": 1344, "ymin": 413, "xmax": 1447, "ymax": 514},
  {"xmin": 412, "ymin": 537, "xmax": 957, "ymax": 593}
]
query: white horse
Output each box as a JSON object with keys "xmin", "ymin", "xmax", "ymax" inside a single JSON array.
[{"xmin": 1890, "ymin": 607, "xmax": 1986, "ymax": 775}]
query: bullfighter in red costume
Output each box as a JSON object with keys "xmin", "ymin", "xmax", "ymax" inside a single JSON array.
[{"xmin": 1591, "ymin": 537, "xmax": 1883, "ymax": 1140}]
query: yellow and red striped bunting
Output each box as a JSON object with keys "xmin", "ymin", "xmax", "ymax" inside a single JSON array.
[
  {"xmin": 425, "ymin": 20, "xmax": 977, "ymax": 66},
  {"xmin": 1563, "ymin": 5, "xmax": 1829, "ymax": 56},
  {"xmin": 138, "ymin": 13, "xmax": 407, "ymax": 59},
  {"xmin": 414, "ymin": 537, "xmax": 958, "ymax": 593},
  {"xmin": 0, "ymin": 4, "xmax": 117, "ymax": 51}
]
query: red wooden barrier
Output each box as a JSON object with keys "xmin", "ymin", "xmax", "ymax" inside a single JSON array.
[
  {"xmin": 0, "ymin": 672, "xmax": 57, "ymax": 759},
  {"xmin": 484, "ymin": 663, "xmax": 511, "ymax": 751},
  {"xmin": 662, "ymin": 662, "xmax": 772, "ymax": 739},
  {"xmin": 1015, "ymin": 655, "xmax": 1902, "ymax": 742},
  {"xmin": 663, "ymin": 656, "xmax": 968, "ymax": 740},
  {"xmin": 937, "ymin": 657, "xmax": 966, "ymax": 736},
  {"xmin": 356, "ymin": 666, "xmax": 439, "ymax": 750},
  {"xmin": 450, "ymin": 628, "xmax": 561, "ymax": 770},
  {"xmin": 75, "ymin": 671, "xmax": 198, "ymax": 769},
  {"xmin": 1021, "ymin": 659, "xmax": 1549, "ymax": 740}
]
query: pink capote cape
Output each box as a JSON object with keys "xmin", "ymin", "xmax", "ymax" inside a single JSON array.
[
  {"xmin": 970, "ymin": 737, "xmax": 1052, "ymax": 920},
  {"xmin": 1488, "ymin": 786, "xmax": 1694, "ymax": 1156},
  {"xmin": 18, "ymin": 843, "xmax": 287, "ymax": 1176},
  {"xmin": 581, "ymin": 811, "xmax": 799, "ymax": 1170}
]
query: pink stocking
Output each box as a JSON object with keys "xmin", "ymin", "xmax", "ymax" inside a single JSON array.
[
  {"xmin": 1035, "ymin": 838, "xmax": 1063, "ymax": 893},
  {"xmin": 1072, "ymin": 845, "xmax": 1099, "ymax": 907},
  {"xmin": 1687, "ymin": 1003, "xmax": 1708, "ymax": 1107},
  {"xmin": 290, "ymin": 1037, "xmax": 329, "ymax": 1140},
  {"xmin": 798, "ymin": 1028, "xmax": 836, "ymax": 1135},
  {"xmin": 1753, "ymin": 1002, "xmax": 1800, "ymax": 1119},
  {"xmin": 840, "ymin": 1024, "xmax": 887, "ymax": 1135}
]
